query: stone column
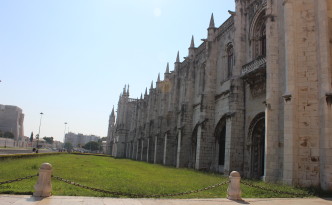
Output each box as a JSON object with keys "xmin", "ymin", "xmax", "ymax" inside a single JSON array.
[
  {"xmin": 146, "ymin": 138, "xmax": 150, "ymax": 162},
  {"xmin": 154, "ymin": 136, "xmax": 158, "ymax": 164},
  {"xmin": 163, "ymin": 134, "xmax": 167, "ymax": 165},
  {"xmin": 176, "ymin": 130, "xmax": 182, "ymax": 168},
  {"xmin": 195, "ymin": 125, "xmax": 202, "ymax": 170},
  {"xmin": 317, "ymin": 0, "xmax": 332, "ymax": 191},
  {"xmin": 282, "ymin": 0, "xmax": 297, "ymax": 186},
  {"xmin": 264, "ymin": 0, "xmax": 281, "ymax": 182},
  {"xmin": 224, "ymin": 117, "xmax": 232, "ymax": 175},
  {"xmin": 141, "ymin": 139, "xmax": 144, "ymax": 161},
  {"xmin": 136, "ymin": 140, "xmax": 139, "ymax": 160}
]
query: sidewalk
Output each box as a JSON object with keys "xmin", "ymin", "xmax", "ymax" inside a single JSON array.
[{"xmin": 0, "ymin": 195, "xmax": 331, "ymax": 205}]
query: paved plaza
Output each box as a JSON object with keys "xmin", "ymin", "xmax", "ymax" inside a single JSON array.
[{"xmin": 0, "ymin": 195, "xmax": 331, "ymax": 205}]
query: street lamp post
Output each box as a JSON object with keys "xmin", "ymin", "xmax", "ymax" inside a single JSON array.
[
  {"xmin": 36, "ymin": 112, "xmax": 43, "ymax": 151},
  {"xmin": 63, "ymin": 122, "xmax": 67, "ymax": 149}
]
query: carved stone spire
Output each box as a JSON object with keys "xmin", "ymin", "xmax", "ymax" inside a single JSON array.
[
  {"xmin": 189, "ymin": 35, "xmax": 195, "ymax": 58},
  {"xmin": 165, "ymin": 62, "xmax": 169, "ymax": 73},
  {"xmin": 157, "ymin": 73, "xmax": 160, "ymax": 82},
  {"xmin": 208, "ymin": 13, "xmax": 216, "ymax": 41},
  {"xmin": 111, "ymin": 106, "xmax": 115, "ymax": 117},
  {"xmin": 123, "ymin": 84, "xmax": 126, "ymax": 94},
  {"xmin": 190, "ymin": 35, "xmax": 195, "ymax": 48},
  {"xmin": 209, "ymin": 13, "xmax": 215, "ymax": 28},
  {"xmin": 175, "ymin": 51, "xmax": 181, "ymax": 70},
  {"xmin": 176, "ymin": 51, "xmax": 180, "ymax": 63}
]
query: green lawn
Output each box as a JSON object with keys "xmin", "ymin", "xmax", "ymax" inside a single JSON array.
[{"xmin": 0, "ymin": 154, "xmax": 313, "ymax": 198}]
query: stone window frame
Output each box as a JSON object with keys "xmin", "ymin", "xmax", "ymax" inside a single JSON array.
[
  {"xmin": 249, "ymin": 9, "xmax": 267, "ymax": 60},
  {"xmin": 226, "ymin": 42, "xmax": 234, "ymax": 79}
]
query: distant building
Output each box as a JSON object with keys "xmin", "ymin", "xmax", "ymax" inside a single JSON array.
[
  {"xmin": 64, "ymin": 132, "xmax": 100, "ymax": 147},
  {"xmin": 0, "ymin": 104, "xmax": 24, "ymax": 140},
  {"xmin": 52, "ymin": 140, "xmax": 63, "ymax": 149}
]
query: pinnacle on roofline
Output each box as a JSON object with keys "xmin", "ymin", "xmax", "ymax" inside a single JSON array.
[
  {"xmin": 176, "ymin": 51, "xmax": 180, "ymax": 63},
  {"xmin": 111, "ymin": 106, "xmax": 115, "ymax": 116},
  {"xmin": 190, "ymin": 35, "xmax": 195, "ymax": 48},
  {"xmin": 157, "ymin": 73, "xmax": 160, "ymax": 82},
  {"xmin": 127, "ymin": 84, "xmax": 130, "ymax": 95},
  {"xmin": 209, "ymin": 13, "xmax": 215, "ymax": 28},
  {"xmin": 165, "ymin": 62, "xmax": 169, "ymax": 73},
  {"xmin": 123, "ymin": 84, "xmax": 126, "ymax": 94}
]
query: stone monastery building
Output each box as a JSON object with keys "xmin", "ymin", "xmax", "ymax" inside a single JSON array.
[{"xmin": 107, "ymin": 0, "xmax": 332, "ymax": 191}]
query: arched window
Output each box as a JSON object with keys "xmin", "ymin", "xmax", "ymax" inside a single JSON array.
[
  {"xmin": 227, "ymin": 44, "xmax": 234, "ymax": 78},
  {"xmin": 261, "ymin": 25, "xmax": 266, "ymax": 57},
  {"xmin": 252, "ymin": 11, "xmax": 266, "ymax": 58}
]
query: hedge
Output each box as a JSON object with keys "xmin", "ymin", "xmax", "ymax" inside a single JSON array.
[{"xmin": 0, "ymin": 152, "xmax": 66, "ymax": 160}]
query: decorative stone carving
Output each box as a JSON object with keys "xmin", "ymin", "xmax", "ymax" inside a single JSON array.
[
  {"xmin": 241, "ymin": 56, "xmax": 266, "ymax": 75},
  {"xmin": 247, "ymin": 0, "xmax": 267, "ymax": 24},
  {"xmin": 326, "ymin": 93, "xmax": 332, "ymax": 107},
  {"xmin": 282, "ymin": 94, "xmax": 292, "ymax": 102},
  {"xmin": 241, "ymin": 56, "xmax": 266, "ymax": 97}
]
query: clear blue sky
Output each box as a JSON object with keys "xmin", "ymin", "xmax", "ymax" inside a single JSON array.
[{"xmin": 0, "ymin": 0, "xmax": 235, "ymax": 142}]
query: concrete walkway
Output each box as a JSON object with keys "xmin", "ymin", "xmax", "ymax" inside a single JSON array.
[{"xmin": 0, "ymin": 195, "xmax": 331, "ymax": 205}]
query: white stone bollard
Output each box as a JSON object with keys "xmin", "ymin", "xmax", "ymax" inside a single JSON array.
[
  {"xmin": 33, "ymin": 163, "xmax": 52, "ymax": 197},
  {"xmin": 227, "ymin": 171, "xmax": 242, "ymax": 200}
]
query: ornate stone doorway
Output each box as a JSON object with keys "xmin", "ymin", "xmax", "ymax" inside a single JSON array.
[{"xmin": 249, "ymin": 113, "xmax": 265, "ymax": 179}]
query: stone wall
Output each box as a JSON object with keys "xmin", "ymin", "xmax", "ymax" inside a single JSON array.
[{"xmin": 107, "ymin": 0, "xmax": 332, "ymax": 191}]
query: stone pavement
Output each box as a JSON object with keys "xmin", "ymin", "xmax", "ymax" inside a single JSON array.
[{"xmin": 0, "ymin": 195, "xmax": 331, "ymax": 205}]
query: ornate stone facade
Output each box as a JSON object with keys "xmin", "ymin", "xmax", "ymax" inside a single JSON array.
[{"xmin": 107, "ymin": 0, "xmax": 332, "ymax": 191}]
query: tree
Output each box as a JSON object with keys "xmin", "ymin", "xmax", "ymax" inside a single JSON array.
[
  {"xmin": 43, "ymin": 137, "xmax": 54, "ymax": 144},
  {"xmin": 0, "ymin": 130, "xmax": 3, "ymax": 138},
  {"xmin": 30, "ymin": 132, "xmax": 33, "ymax": 142},
  {"xmin": 82, "ymin": 141, "xmax": 100, "ymax": 151},
  {"xmin": 64, "ymin": 142, "xmax": 73, "ymax": 151},
  {"xmin": 3, "ymin": 132, "xmax": 14, "ymax": 139}
]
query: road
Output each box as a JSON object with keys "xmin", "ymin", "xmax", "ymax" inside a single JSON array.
[{"xmin": 0, "ymin": 148, "xmax": 57, "ymax": 155}]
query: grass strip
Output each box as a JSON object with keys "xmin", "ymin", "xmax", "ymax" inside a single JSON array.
[{"xmin": 0, "ymin": 154, "xmax": 319, "ymax": 198}]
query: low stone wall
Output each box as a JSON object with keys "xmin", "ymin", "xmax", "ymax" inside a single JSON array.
[{"xmin": 0, "ymin": 137, "xmax": 29, "ymax": 148}]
